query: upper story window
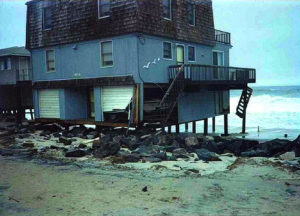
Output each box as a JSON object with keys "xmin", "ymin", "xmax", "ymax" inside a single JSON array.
[
  {"xmin": 98, "ymin": 0, "xmax": 110, "ymax": 18},
  {"xmin": 187, "ymin": 3, "xmax": 195, "ymax": 26},
  {"xmin": 0, "ymin": 58, "xmax": 11, "ymax": 70},
  {"xmin": 188, "ymin": 46, "xmax": 195, "ymax": 62},
  {"xmin": 46, "ymin": 50, "xmax": 55, "ymax": 72},
  {"xmin": 100, "ymin": 41, "xmax": 113, "ymax": 67},
  {"xmin": 163, "ymin": 42, "xmax": 172, "ymax": 59},
  {"xmin": 162, "ymin": 0, "xmax": 172, "ymax": 20},
  {"xmin": 43, "ymin": 7, "xmax": 52, "ymax": 30}
]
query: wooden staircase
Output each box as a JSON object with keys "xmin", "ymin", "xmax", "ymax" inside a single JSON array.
[
  {"xmin": 236, "ymin": 87, "xmax": 253, "ymax": 118},
  {"xmin": 157, "ymin": 65, "xmax": 186, "ymax": 127}
]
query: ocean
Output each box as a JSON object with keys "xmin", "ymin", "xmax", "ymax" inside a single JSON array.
[{"xmin": 190, "ymin": 85, "xmax": 300, "ymax": 140}]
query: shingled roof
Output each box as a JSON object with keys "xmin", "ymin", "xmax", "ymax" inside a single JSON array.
[{"xmin": 0, "ymin": 47, "xmax": 30, "ymax": 57}]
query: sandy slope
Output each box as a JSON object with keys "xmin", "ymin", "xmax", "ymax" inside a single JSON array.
[{"xmin": 0, "ymin": 156, "xmax": 299, "ymax": 216}]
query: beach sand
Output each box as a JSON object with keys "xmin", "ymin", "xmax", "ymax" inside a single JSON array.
[{"xmin": 0, "ymin": 156, "xmax": 299, "ymax": 216}]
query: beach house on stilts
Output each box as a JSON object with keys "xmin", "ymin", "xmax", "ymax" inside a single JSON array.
[{"xmin": 26, "ymin": 0, "xmax": 256, "ymax": 134}]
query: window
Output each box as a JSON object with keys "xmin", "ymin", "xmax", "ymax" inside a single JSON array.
[
  {"xmin": 101, "ymin": 41, "xmax": 113, "ymax": 67},
  {"xmin": 162, "ymin": 0, "xmax": 172, "ymax": 20},
  {"xmin": 43, "ymin": 7, "xmax": 52, "ymax": 30},
  {"xmin": 98, "ymin": 0, "xmax": 110, "ymax": 18},
  {"xmin": 188, "ymin": 46, "xmax": 195, "ymax": 61},
  {"xmin": 163, "ymin": 42, "xmax": 172, "ymax": 59},
  {"xmin": 187, "ymin": 3, "xmax": 195, "ymax": 26},
  {"xmin": 46, "ymin": 50, "xmax": 55, "ymax": 72},
  {"xmin": 0, "ymin": 58, "xmax": 11, "ymax": 70}
]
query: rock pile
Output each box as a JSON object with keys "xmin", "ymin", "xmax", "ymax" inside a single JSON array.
[{"xmin": 0, "ymin": 122, "xmax": 299, "ymax": 168}]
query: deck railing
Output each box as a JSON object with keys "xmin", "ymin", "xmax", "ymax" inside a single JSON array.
[
  {"xmin": 169, "ymin": 65, "xmax": 256, "ymax": 83},
  {"xmin": 215, "ymin": 29, "xmax": 231, "ymax": 45}
]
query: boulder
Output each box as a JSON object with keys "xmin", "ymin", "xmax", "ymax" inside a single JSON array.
[
  {"xmin": 258, "ymin": 139, "xmax": 293, "ymax": 156},
  {"xmin": 22, "ymin": 142, "xmax": 34, "ymax": 148},
  {"xmin": 240, "ymin": 150, "xmax": 270, "ymax": 157},
  {"xmin": 143, "ymin": 157, "xmax": 162, "ymax": 163},
  {"xmin": 120, "ymin": 152, "xmax": 141, "ymax": 163},
  {"xmin": 35, "ymin": 123, "xmax": 63, "ymax": 133},
  {"xmin": 133, "ymin": 145, "xmax": 160, "ymax": 157},
  {"xmin": 153, "ymin": 134, "xmax": 172, "ymax": 146},
  {"xmin": 224, "ymin": 139, "xmax": 259, "ymax": 156},
  {"xmin": 164, "ymin": 140, "xmax": 180, "ymax": 152},
  {"xmin": 292, "ymin": 135, "xmax": 300, "ymax": 157},
  {"xmin": 65, "ymin": 149, "xmax": 87, "ymax": 158},
  {"xmin": 172, "ymin": 148, "xmax": 190, "ymax": 159},
  {"xmin": 86, "ymin": 131, "xmax": 99, "ymax": 139},
  {"xmin": 40, "ymin": 130, "xmax": 51, "ymax": 137},
  {"xmin": 58, "ymin": 137, "xmax": 73, "ymax": 146},
  {"xmin": 201, "ymin": 141, "xmax": 220, "ymax": 154},
  {"xmin": 120, "ymin": 135, "xmax": 139, "ymax": 150},
  {"xmin": 150, "ymin": 151, "xmax": 167, "ymax": 161},
  {"xmin": 93, "ymin": 141, "xmax": 120, "ymax": 159},
  {"xmin": 280, "ymin": 152, "xmax": 296, "ymax": 161},
  {"xmin": 185, "ymin": 136, "xmax": 199, "ymax": 148},
  {"xmin": 195, "ymin": 148, "xmax": 221, "ymax": 162}
]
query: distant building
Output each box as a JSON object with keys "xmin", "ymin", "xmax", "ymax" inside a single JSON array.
[
  {"xmin": 0, "ymin": 46, "xmax": 33, "ymax": 119},
  {"xmin": 25, "ymin": 0, "xmax": 256, "ymax": 133}
]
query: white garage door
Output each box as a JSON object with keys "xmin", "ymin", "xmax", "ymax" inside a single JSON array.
[
  {"xmin": 39, "ymin": 89, "xmax": 60, "ymax": 118},
  {"xmin": 102, "ymin": 86, "xmax": 134, "ymax": 112}
]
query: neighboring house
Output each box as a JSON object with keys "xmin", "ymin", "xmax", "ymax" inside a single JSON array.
[
  {"xmin": 26, "ymin": 0, "xmax": 256, "ymax": 133},
  {"xmin": 0, "ymin": 47, "xmax": 33, "ymax": 119}
]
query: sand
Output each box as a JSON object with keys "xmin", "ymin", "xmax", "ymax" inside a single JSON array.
[{"xmin": 0, "ymin": 155, "xmax": 300, "ymax": 216}]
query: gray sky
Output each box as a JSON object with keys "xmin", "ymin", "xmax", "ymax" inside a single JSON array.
[{"xmin": 0, "ymin": 0, "xmax": 299, "ymax": 86}]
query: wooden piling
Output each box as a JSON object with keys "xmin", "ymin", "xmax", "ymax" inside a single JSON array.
[
  {"xmin": 242, "ymin": 113, "xmax": 246, "ymax": 134},
  {"xmin": 192, "ymin": 121, "xmax": 196, "ymax": 134},
  {"xmin": 204, "ymin": 118, "xmax": 208, "ymax": 136},
  {"xmin": 212, "ymin": 117, "xmax": 216, "ymax": 133},
  {"xmin": 224, "ymin": 114, "xmax": 229, "ymax": 136},
  {"xmin": 168, "ymin": 126, "xmax": 172, "ymax": 134},
  {"xmin": 175, "ymin": 124, "xmax": 180, "ymax": 134},
  {"xmin": 185, "ymin": 123, "xmax": 188, "ymax": 132}
]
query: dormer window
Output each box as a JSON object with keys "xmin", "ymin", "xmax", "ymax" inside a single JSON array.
[
  {"xmin": 43, "ymin": 7, "xmax": 52, "ymax": 30},
  {"xmin": 187, "ymin": 2, "xmax": 195, "ymax": 26},
  {"xmin": 98, "ymin": 0, "xmax": 110, "ymax": 19},
  {"xmin": 162, "ymin": 0, "xmax": 172, "ymax": 20}
]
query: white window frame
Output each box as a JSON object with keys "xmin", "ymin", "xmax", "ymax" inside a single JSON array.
[
  {"xmin": 187, "ymin": 2, "xmax": 196, "ymax": 26},
  {"xmin": 98, "ymin": 0, "xmax": 110, "ymax": 19},
  {"xmin": 100, "ymin": 40, "xmax": 114, "ymax": 68},
  {"xmin": 45, "ymin": 49, "xmax": 56, "ymax": 73},
  {"xmin": 176, "ymin": 43, "xmax": 185, "ymax": 65},
  {"xmin": 42, "ymin": 7, "xmax": 52, "ymax": 30},
  {"xmin": 212, "ymin": 50, "xmax": 225, "ymax": 66},
  {"xmin": 188, "ymin": 45, "xmax": 196, "ymax": 62},
  {"xmin": 162, "ymin": 0, "xmax": 172, "ymax": 21},
  {"xmin": 162, "ymin": 41, "xmax": 173, "ymax": 60}
]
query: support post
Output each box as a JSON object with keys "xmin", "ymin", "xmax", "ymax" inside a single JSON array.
[
  {"xmin": 185, "ymin": 123, "xmax": 188, "ymax": 132},
  {"xmin": 224, "ymin": 114, "xmax": 229, "ymax": 136},
  {"xmin": 212, "ymin": 117, "xmax": 216, "ymax": 133},
  {"xmin": 192, "ymin": 121, "xmax": 196, "ymax": 134},
  {"xmin": 16, "ymin": 85, "xmax": 22, "ymax": 123},
  {"xmin": 204, "ymin": 118, "xmax": 208, "ymax": 136},
  {"xmin": 176, "ymin": 124, "xmax": 180, "ymax": 134},
  {"xmin": 168, "ymin": 126, "xmax": 171, "ymax": 134},
  {"xmin": 242, "ymin": 113, "xmax": 246, "ymax": 134}
]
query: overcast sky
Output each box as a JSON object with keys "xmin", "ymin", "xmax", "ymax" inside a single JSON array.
[{"xmin": 0, "ymin": 0, "xmax": 299, "ymax": 86}]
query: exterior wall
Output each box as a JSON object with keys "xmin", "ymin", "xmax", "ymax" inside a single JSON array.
[
  {"xmin": 138, "ymin": 35, "xmax": 214, "ymax": 83},
  {"xmin": 31, "ymin": 35, "xmax": 138, "ymax": 82},
  {"xmin": 0, "ymin": 56, "xmax": 31, "ymax": 85},
  {"xmin": 177, "ymin": 89, "xmax": 230, "ymax": 123},
  {"xmin": 26, "ymin": 0, "xmax": 215, "ymax": 49}
]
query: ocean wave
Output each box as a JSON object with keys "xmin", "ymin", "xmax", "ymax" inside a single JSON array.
[{"xmin": 231, "ymin": 95, "xmax": 300, "ymax": 113}]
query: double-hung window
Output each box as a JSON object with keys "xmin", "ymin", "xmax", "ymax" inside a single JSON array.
[
  {"xmin": 162, "ymin": 0, "xmax": 172, "ymax": 20},
  {"xmin": 46, "ymin": 50, "xmax": 55, "ymax": 72},
  {"xmin": 163, "ymin": 42, "xmax": 172, "ymax": 59},
  {"xmin": 0, "ymin": 58, "xmax": 11, "ymax": 70},
  {"xmin": 187, "ymin": 2, "xmax": 195, "ymax": 26},
  {"xmin": 43, "ymin": 7, "xmax": 52, "ymax": 30},
  {"xmin": 98, "ymin": 0, "xmax": 110, "ymax": 18},
  {"xmin": 188, "ymin": 46, "xmax": 195, "ymax": 62},
  {"xmin": 101, "ymin": 41, "xmax": 113, "ymax": 67}
]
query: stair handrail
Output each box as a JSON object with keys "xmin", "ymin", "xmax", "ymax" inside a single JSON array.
[{"xmin": 158, "ymin": 64, "xmax": 185, "ymax": 108}]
